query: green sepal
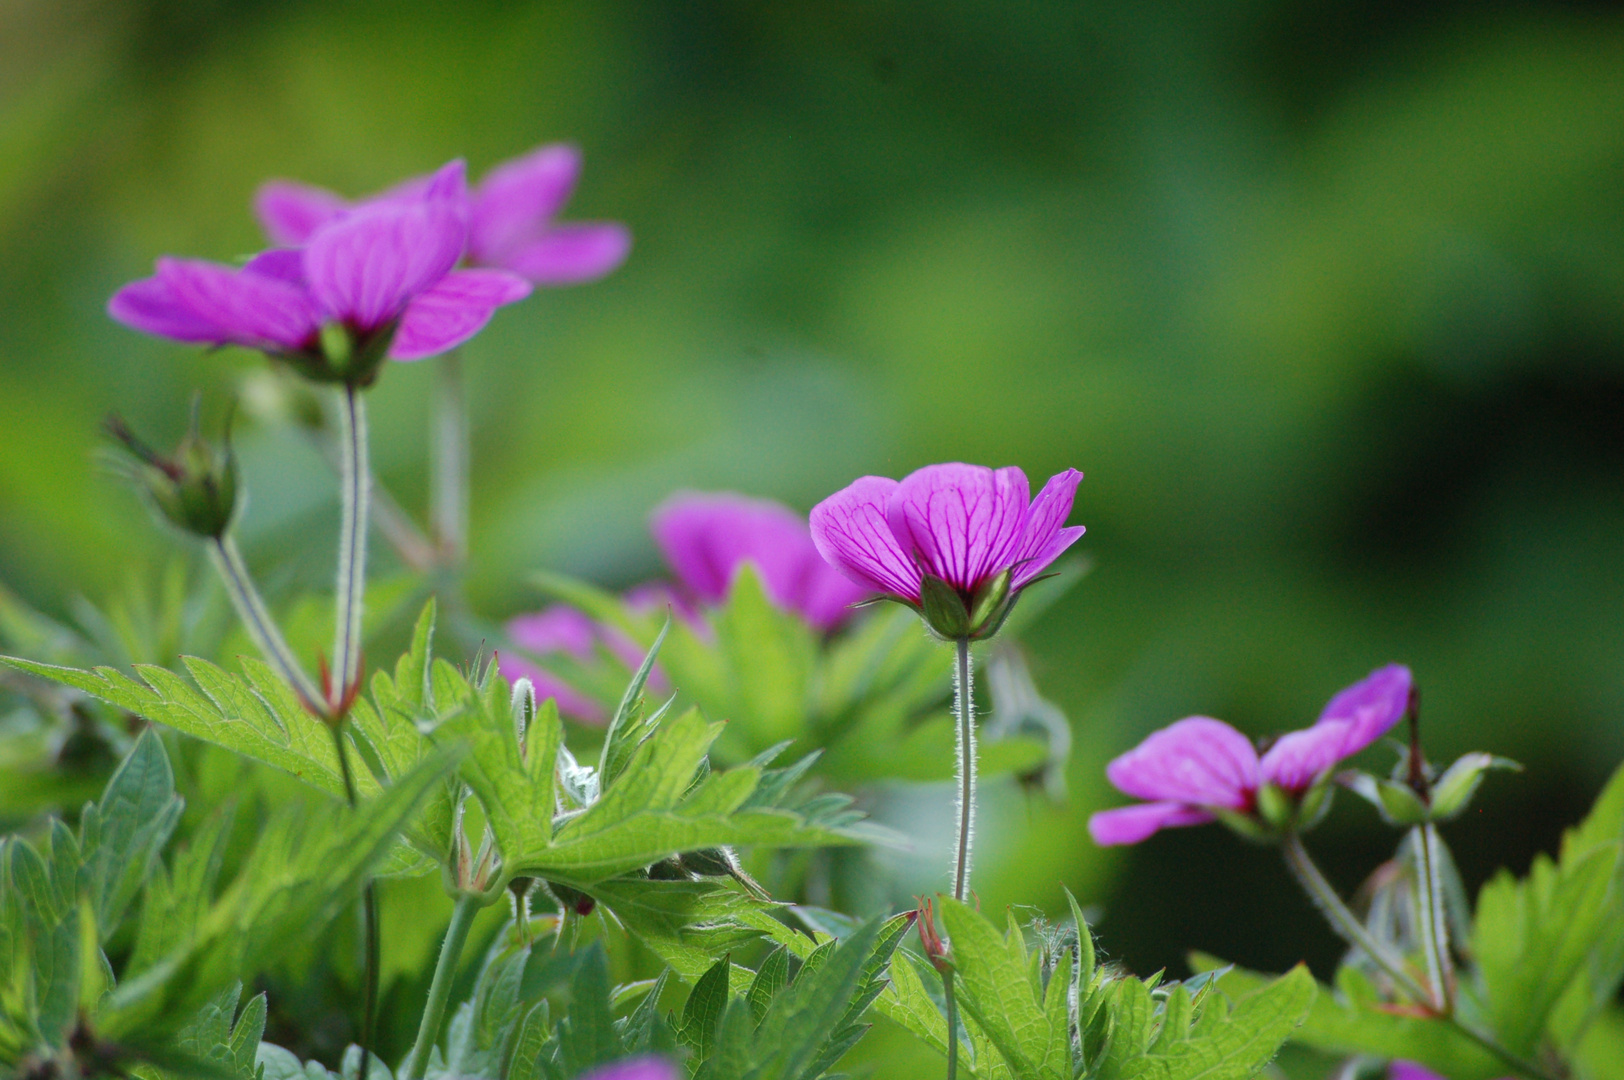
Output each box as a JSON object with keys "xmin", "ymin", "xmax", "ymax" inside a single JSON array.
[
  {"xmin": 1429, "ymin": 752, "xmax": 1521, "ymax": 821},
  {"xmin": 1255, "ymin": 783, "xmax": 1295, "ymax": 831},
  {"xmin": 918, "ymin": 576, "xmax": 970, "ymax": 640},
  {"xmin": 1212, "ymin": 807, "xmax": 1277, "ymax": 843},
  {"xmin": 966, "ymin": 569, "xmax": 1012, "ymax": 634}
]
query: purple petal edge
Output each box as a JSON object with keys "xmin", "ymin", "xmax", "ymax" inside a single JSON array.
[{"xmin": 1089, "ymin": 802, "xmax": 1214, "ymax": 846}]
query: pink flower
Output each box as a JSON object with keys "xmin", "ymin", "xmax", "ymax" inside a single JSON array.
[
  {"xmin": 1089, "ymin": 665, "xmax": 1413, "ymax": 845},
  {"xmin": 255, "ymin": 144, "xmax": 630, "ymax": 285},
  {"xmin": 650, "ymin": 492, "xmax": 868, "ymax": 632},
  {"xmin": 809, "ymin": 463, "xmax": 1083, "ymax": 638},
  {"xmin": 578, "ymin": 1059, "xmax": 678, "ymax": 1080},
  {"xmin": 498, "ymin": 603, "xmax": 666, "ymax": 725},
  {"xmin": 109, "ymin": 161, "xmax": 530, "ymax": 379}
]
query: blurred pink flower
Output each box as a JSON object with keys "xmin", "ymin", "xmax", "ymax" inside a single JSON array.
[
  {"xmin": 109, "ymin": 161, "xmax": 530, "ymax": 369},
  {"xmin": 499, "ymin": 603, "xmax": 667, "ymax": 725},
  {"xmin": 1089, "ymin": 665, "xmax": 1413, "ymax": 845},
  {"xmin": 650, "ymin": 492, "xmax": 867, "ymax": 631},
  {"xmin": 256, "ymin": 144, "xmax": 630, "ymax": 285},
  {"xmin": 579, "ymin": 1058, "xmax": 678, "ymax": 1080},
  {"xmin": 809, "ymin": 463, "xmax": 1083, "ymax": 636}
]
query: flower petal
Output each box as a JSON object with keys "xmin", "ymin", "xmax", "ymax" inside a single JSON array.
[
  {"xmin": 1259, "ymin": 720, "xmax": 1354, "ymax": 793},
  {"xmin": 507, "ymin": 606, "xmax": 600, "ymax": 663},
  {"xmin": 1319, "ymin": 664, "xmax": 1413, "ymax": 757},
  {"xmin": 303, "ymin": 198, "xmax": 467, "ymax": 334},
  {"xmin": 496, "ymin": 223, "xmax": 632, "ymax": 285},
  {"xmin": 810, "ymin": 476, "xmax": 923, "ymax": 602},
  {"xmin": 1387, "ymin": 1063, "xmax": 1449, "ymax": 1080},
  {"xmin": 389, "ymin": 269, "xmax": 531, "ymax": 360},
  {"xmin": 886, "ymin": 463, "xmax": 1030, "ymax": 593},
  {"xmin": 579, "ymin": 1058, "xmax": 680, "ymax": 1080},
  {"xmin": 469, "ymin": 143, "xmax": 582, "ymax": 263},
  {"xmin": 254, "ymin": 180, "xmax": 351, "ymax": 246},
  {"xmin": 1009, "ymin": 469, "xmax": 1084, "ymax": 588},
  {"xmin": 1105, "ymin": 716, "xmax": 1260, "ymax": 809},
  {"xmin": 651, "ymin": 492, "xmax": 865, "ymax": 631},
  {"xmin": 1088, "ymin": 802, "xmax": 1215, "ymax": 846},
  {"xmin": 153, "ymin": 257, "xmax": 322, "ymax": 352},
  {"xmin": 107, "ymin": 275, "xmax": 224, "ymax": 343}
]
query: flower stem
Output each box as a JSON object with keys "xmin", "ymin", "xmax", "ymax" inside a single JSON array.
[
  {"xmin": 208, "ymin": 534, "xmax": 323, "ymax": 709},
  {"xmin": 328, "ymin": 724, "xmax": 380, "ymax": 1080},
  {"xmin": 1281, "ymin": 831, "xmax": 1435, "ymax": 1006},
  {"xmin": 943, "ymin": 637, "xmax": 976, "ymax": 1080},
  {"xmin": 431, "ymin": 349, "xmax": 467, "ymax": 568},
  {"xmin": 1284, "ymin": 837, "xmax": 1559, "ymax": 1080},
  {"xmin": 1412, "ymin": 824, "xmax": 1455, "ymax": 1014},
  {"xmin": 334, "ymin": 385, "xmax": 370, "ymax": 704},
  {"xmin": 401, "ymin": 894, "xmax": 480, "ymax": 1080},
  {"xmin": 952, "ymin": 638, "xmax": 975, "ymax": 902}
]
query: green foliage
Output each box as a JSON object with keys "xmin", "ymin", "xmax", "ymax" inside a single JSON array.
[
  {"xmin": 1197, "ymin": 759, "xmax": 1624, "ymax": 1079},
  {"xmin": 528, "ymin": 568, "xmax": 1060, "ymax": 785},
  {"xmin": 882, "ymin": 897, "xmax": 1312, "ymax": 1080},
  {"xmin": 0, "ymin": 730, "xmax": 449, "ymax": 1079}
]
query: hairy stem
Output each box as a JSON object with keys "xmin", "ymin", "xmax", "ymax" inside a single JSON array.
[
  {"xmin": 1281, "ymin": 831, "xmax": 1435, "ymax": 1006},
  {"xmin": 333, "ymin": 385, "xmax": 370, "ymax": 704},
  {"xmin": 431, "ymin": 349, "xmax": 468, "ymax": 567},
  {"xmin": 943, "ymin": 638, "xmax": 975, "ymax": 1080},
  {"xmin": 953, "ymin": 638, "xmax": 975, "ymax": 901},
  {"xmin": 402, "ymin": 894, "xmax": 480, "ymax": 1080},
  {"xmin": 208, "ymin": 535, "xmax": 323, "ymax": 709},
  {"xmin": 1413, "ymin": 824, "xmax": 1455, "ymax": 1014},
  {"xmin": 328, "ymin": 724, "xmax": 380, "ymax": 1080}
]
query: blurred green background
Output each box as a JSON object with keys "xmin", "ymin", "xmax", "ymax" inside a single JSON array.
[{"xmin": 4, "ymin": 0, "xmax": 1624, "ymax": 1073}]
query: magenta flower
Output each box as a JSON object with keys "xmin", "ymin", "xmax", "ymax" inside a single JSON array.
[
  {"xmin": 650, "ymin": 492, "xmax": 868, "ymax": 632},
  {"xmin": 1088, "ymin": 664, "xmax": 1413, "ymax": 846},
  {"xmin": 809, "ymin": 463, "xmax": 1083, "ymax": 639},
  {"xmin": 255, "ymin": 144, "xmax": 630, "ymax": 285},
  {"xmin": 109, "ymin": 161, "xmax": 530, "ymax": 381},
  {"xmin": 498, "ymin": 603, "xmax": 667, "ymax": 725},
  {"xmin": 1387, "ymin": 1064, "xmax": 1447, "ymax": 1080},
  {"xmin": 578, "ymin": 1058, "xmax": 678, "ymax": 1080}
]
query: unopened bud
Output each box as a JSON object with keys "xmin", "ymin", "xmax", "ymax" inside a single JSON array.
[
  {"xmin": 511, "ymin": 677, "xmax": 536, "ymax": 756},
  {"xmin": 106, "ymin": 404, "xmax": 238, "ymax": 539},
  {"xmin": 1428, "ymin": 752, "xmax": 1521, "ymax": 821},
  {"xmin": 915, "ymin": 896, "xmax": 953, "ymax": 973}
]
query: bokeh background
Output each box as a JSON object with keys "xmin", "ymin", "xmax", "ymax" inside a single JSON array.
[{"xmin": 4, "ymin": 0, "xmax": 1624, "ymax": 1074}]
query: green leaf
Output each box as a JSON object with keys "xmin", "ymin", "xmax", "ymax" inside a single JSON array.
[
  {"xmin": 1188, "ymin": 957, "xmax": 1501, "ymax": 1079},
  {"xmin": 939, "ymin": 899, "xmax": 1065, "ymax": 1080},
  {"xmin": 79, "ymin": 728, "xmax": 184, "ymax": 940},
  {"xmin": 1115, "ymin": 965, "xmax": 1314, "ymax": 1080},
  {"xmin": 680, "ymin": 955, "xmax": 733, "ymax": 1061},
  {"xmin": 556, "ymin": 944, "xmax": 623, "ymax": 1077}
]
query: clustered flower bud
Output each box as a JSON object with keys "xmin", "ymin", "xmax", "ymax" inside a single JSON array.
[{"xmin": 106, "ymin": 406, "xmax": 238, "ymax": 539}]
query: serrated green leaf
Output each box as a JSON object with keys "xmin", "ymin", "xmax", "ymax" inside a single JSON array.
[
  {"xmin": 81, "ymin": 728, "xmax": 184, "ymax": 939},
  {"xmin": 681, "ymin": 955, "xmax": 733, "ymax": 1061},
  {"xmin": 1116, "ymin": 965, "xmax": 1313, "ymax": 1080},
  {"xmin": 557, "ymin": 945, "xmax": 622, "ymax": 1076},
  {"xmin": 940, "ymin": 899, "xmax": 1065, "ymax": 1080}
]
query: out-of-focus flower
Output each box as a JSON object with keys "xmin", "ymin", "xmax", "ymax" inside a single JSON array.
[
  {"xmin": 809, "ymin": 463, "xmax": 1083, "ymax": 640},
  {"xmin": 109, "ymin": 162, "xmax": 531, "ymax": 382},
  {"xmin": 256, "ymin": 144, "xmax": 630, "ymax": 285},
  {"xmin": 1088, "ymin": 665, "xmax": 1413, "ymax": 846},
  {"xmin": 498, "ymin": 603, "xmax": 664, "ymax": 725},
  {"xmin": 578, "ymin": 1058, "xmax": 679, "ymax": 1080},
  {"xmin": 1388, "ymin": 1063, "xmax": 1447, "ymax": 1080},
  {"xmin": 650, "ymin": 492, "xmax": 867, "ymax": 632}
]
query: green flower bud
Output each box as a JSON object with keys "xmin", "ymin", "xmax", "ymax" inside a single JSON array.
[
  {"xmin": 106, "ymin": 405, "xmax": 238, "ymax": 539},
  {"xmin": 1255, "ymin": 782, "xmax": 1296, "ymax": 831}
]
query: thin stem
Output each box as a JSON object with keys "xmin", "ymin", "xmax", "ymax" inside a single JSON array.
[
  {"xmin": 1281, "ymin": 831, "xmax": 1435, "ymax": 1006},
  {"xmin": 334, "ymin": 385, "xmax": 370, "ymax": 703},
  {"xmin": 305, "ymin": 424, "xmax": 435, "ymax": 573},
  {"xmin": 1413, "ymin": 824, "xmax": 1455, "ymax": 1014},
  {"xmin": 208, "ymin": 535, "xmax": 323, "ymax": 709},
  {"xmin": 431, "ymin": 349, "xmax": 468, "ymax": 567},
  {"xmin": 401, "ymin": 894, "xmax": 480, "ymax": 1080},
  {"xmin": 943, "ymin": 638, "xmax": 975, "ymax": 1080},
  {"xmin": 1445, "ymin": 1015, "xmax": 1564, "ymax": 1080},
  {"xmin": 328, "ymin": 725, "xmax": 379, "ymax": 1080},
  {"xmin": 952, "ymin": 638, "xmax": 975, "ymax": 901}
]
